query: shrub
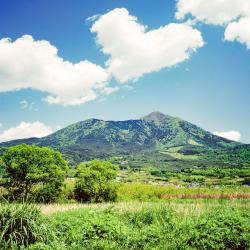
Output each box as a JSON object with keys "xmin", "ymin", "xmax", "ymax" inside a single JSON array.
[
  {"xmin": 123, "ymin": 206, "xmax": 174, "ymax": 228},
  {"xmin": 187, "ymin": 208, "xmax": 250, "ymax": 249},
  {"xmin": 33, "ymin": 183, "xmax": 62, "ymax": 203},
  {"xmin": 74, "ymin": 160, "xmax": 119, "ymax": 202},
  {"xmin": 0, "ymin": 203, "xmax": 53, "ymax": 249}
]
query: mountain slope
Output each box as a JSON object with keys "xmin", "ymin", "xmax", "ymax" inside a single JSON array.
[{"xmin": 0, "ymin": 112, "xmax": 242, "ymax": 166}]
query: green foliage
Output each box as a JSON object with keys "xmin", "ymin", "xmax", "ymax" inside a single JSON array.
[
  {"xmin": 0, "ymin": 201, "xmax": 249, "ymax": 249},
  {"xmin": 117, "ymin": 183, "xmax": 250, "ymax": 200},
  {"xmin": 34, "ymin": 183, "xmax": 63, "ymax": 203},
  {"xmin": 1, "ymin": 144, "xmax": 68, "ymax": 202},
  {"xmin": 0, "ymin": 203, "xmax": 53, "ymax": 249},
  {"xmin": 203, "ymin": 145, "xmax": 250, "ymax": 164},
  {"xmin": 50, "ymin": 206, "xmax": 179, "ymax": 250},
  {"xmin": 0, "ymin": 112, "xmax": 245, "ymax": 168},
  {"xmin": 74, "ymin": 160, "xmax": 119, "ymax": 202},
  {"xmin": 187, "ymin": 208, "xmax": 250, "ymax": 249},
  {"xmin": 42, "ymin": 201, "xmax": 250, "ymax": 250}
]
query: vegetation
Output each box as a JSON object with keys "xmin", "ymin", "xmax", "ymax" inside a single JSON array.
[
  {"xmin": 0, "ymin": 203, "xmax": 53, "ymax": 249},
  {"xmin": 117, "ymin": 183, "xmax": 250, "ymax": 200},
  {"xmin": 0, "ymin": 141, "xmax": 249, "ymax": 249},
  {"xmin": 0, "ymin": 200, "xmax": 249, "ymax": 249},
  {"xmin": 0, "ymin": 144, "xmax": 68, "ymax": 202},
  {"xmin": 74, "ymin": 160, "xmax": 119, "ymax": 202},
  {"xmin": 0, "ymin": 112, "xmax": 245, "ymax": 168}
]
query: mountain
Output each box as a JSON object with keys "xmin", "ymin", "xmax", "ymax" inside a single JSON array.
[{"xmin": 0, "ymin": 112, "xmax": 246, "ymax": 168}]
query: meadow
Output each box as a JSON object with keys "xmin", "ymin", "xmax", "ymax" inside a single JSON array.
[
  {"xmin": 1, "ymin": 199, "xmax": 250, "ymax": 249},
  {"xmin": 0, "ymin": 182, "xmax": 250, "ymax": 250},
  {"xmin": 61, "ymin": 178, "xmax": 250, "ymax": 202}
]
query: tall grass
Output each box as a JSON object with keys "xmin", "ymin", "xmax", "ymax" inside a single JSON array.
[
  {"xmin": 118, "ymin": 183, "xmax": 250, "ymax": 201},
  {"xmin": 0, "ymin": 203, "xmax": 53, "ymax": 249},
  {"xmin": 48, "ymin": 201, "xmax": 250, "ymax": 250},
  {"xmin": 0, "ymin": 200, "xmax": 249, "ymax": 249}
]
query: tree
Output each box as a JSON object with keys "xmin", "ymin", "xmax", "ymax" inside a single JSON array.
[
  {"xmin": 74, "ymin": 160, "xmax": 119, "ymax": 202},
  {"xmin": 1, "ymin": 144, "xmax": 68, "ymax": 202}
]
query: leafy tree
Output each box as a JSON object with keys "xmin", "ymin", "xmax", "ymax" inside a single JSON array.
[
  {"xmin": 1, "ymin": 144, "xmax": 68, "ymax": 202},
  {"xmin": 74, "ymin": 160, "xmax": 119, "ymax": 202}
]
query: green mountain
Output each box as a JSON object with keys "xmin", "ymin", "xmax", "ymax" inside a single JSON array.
[{"xmin": 0, "ymin": 112, "xmax": 248, "ymax": 168}]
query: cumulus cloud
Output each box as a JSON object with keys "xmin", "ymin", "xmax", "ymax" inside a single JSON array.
[
  {"xmin": 0, "ymin": 35, "xmax": 111, "ymax": 106},
  {"xmin": 0, "ymin": 121, "xmax": 53, "ymax": 143},
  {"xmin": 213, "ymin": 130, "xmax": 241, "ymax": 142},
  {"xmin": 225, "ymin": 17, "xmax": 250, "ymax": 49},
  {"xmin": 176, "ymin": 0, "xmax": 250, "ymax": 25},
  {"xmin": 91, "ymin": 8, "xmax": 204, "ymax": 82},
  {"xmin": 0, "ymin": 122, "xmax": 2, "ymax": 128},
  {"xmin": 175, "ymin": 0, "xmax": 250, "ymax": 48}
]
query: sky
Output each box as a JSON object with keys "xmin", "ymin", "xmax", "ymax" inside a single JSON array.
[{"xmin": 0, "ymin": 0, "xmax": 249, "ymax": 143}]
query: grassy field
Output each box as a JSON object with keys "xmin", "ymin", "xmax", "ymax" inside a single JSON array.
[
  {"xmin": 39, "ymin": 199, "xmax": 250, "ymax": 249},
  {"xmin": 1, "ymin": 164, "xmax": 250, "ymax": 249},
  {"xmin": 0, "ymin": 199, "xmax": 250, "ymax": 249},
  {"xmin": 117, "ymin": 183, "xmax": 250, "ymax": 200},
  {"xmin": 60, "ymin": 179, "xmax": 250, "ymax": 202},
  {"xmin": 39, "ymin": 199, "xmax": 250, "ymax": 215}
]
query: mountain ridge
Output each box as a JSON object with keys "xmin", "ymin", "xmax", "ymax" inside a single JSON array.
[{"xmin": 0, "ymin": 112, "xmax": 244, "ymax": 167}]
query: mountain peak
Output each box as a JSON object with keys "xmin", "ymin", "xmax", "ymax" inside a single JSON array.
[{"xmin": 141, "ymin": 111, "xmax": 167, "ymax": 121}]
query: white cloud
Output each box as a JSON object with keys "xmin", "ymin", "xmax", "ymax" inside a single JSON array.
[
  {"xmin": 176, "ymin": 0, "xmax": 250, "ymax": 25},
  {"xmin": 175, "ymin": 0, "xmax": 250, "ymax": 48},
  {"xmin": 224, "ymin": 17, "xmax": 250, "ymax": 49},
  {"xmin": 91, "ymin": 8, "xmax": 204, "ymax": 83},
  {"xmin": 101, "ymin": 86, "xmax": 119, "ymax": 95},
  {"xmin": 0, "ymin": 35, "xmax": 110, "ymax": 106},
  {"xmin": 0, "ymin": 121, "xmax": 53, "ymax": 143},
  {"xmin": 0, "ymin": 122, "xmax": 2, "ymax": 128},
  {"xmin": 213, "ymin": 130, "xmax": 241, "ymax": 142}
]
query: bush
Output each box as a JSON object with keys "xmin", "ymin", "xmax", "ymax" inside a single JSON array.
[
  {"xmin": 187, "ymin": 208, "xmax": 250, "ymax": 249},
  {"xmin": 50, "ymin": 206, "xmax": 179, "ymax": 249},
  {"xmin": 0, "ymin": 203, "xmax": 53, "ymax": 249},
  {"xmin": 74, "ymin": 160, "xmax": 119, "ymax": 202},
  {"xmin": 46, "ymin": 202, "xmax": 250, "ymax": 250},
  {"xmin": 123, "ymin": 206, "xmax": 174, "ymax": 228},
  {"xmin": 33, "ymin": 183, "xmax": 62, "ymax": 203}
]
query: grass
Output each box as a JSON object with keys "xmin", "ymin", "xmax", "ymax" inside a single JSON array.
[
  {"xmin": 0, "ymin": 203, "xmax": 53, "ymax": 249},
  {"xmin": 1, "ymin": 199, "xmax": 250, "ymax": 249},
  {"xmin": 1, "ymin": 175, "xmax": 250, "ymax": 249},
  {"xmin": 39, "ymin": 199, "xmax": 250, "ymax": 215},
  {"xmin": 42, "ymin": 200, "xmax": 250, "ymax": 249},
  {"xmin": 161, "ymin": 150, "xmax": 199, "ymax": 160},
  {"xmin": 117, "ymin": 183, "xmax": 250, "ymax": 201},
  {"xmin": 60, "ymin": 179, "xmax": 250, "ymax": 202}
]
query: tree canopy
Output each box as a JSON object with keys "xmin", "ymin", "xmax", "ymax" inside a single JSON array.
[
  {"xmin": 74, "ymin": 160, "xmax": 119, "ymax": 202},
  {"xmin": 1, "ymin": 144, "xmax": 68, "ymax": 202}
]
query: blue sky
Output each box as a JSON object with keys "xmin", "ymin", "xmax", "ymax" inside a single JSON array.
[{"xmin": 0, "ymin": 0, "xmax": 249, "ymax": 143}]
